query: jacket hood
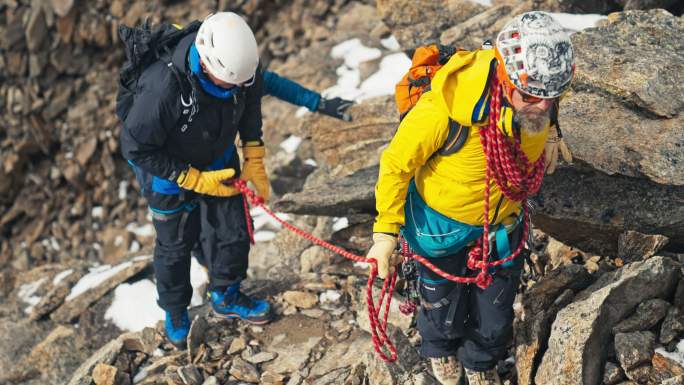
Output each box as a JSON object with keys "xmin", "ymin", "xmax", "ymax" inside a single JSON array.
[{"xmin": 429, "ymin": 49, "xmax": 497, "ymax": 127}]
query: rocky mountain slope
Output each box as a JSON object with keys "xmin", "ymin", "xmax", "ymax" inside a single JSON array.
[{"xmin": 1, "ymin": 1, "xmax": 683, "ymax": 385}]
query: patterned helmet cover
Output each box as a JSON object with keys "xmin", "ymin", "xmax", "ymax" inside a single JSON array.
[{"xmin": 495, "ymin": 12, "xmax": 574, "ymax": 98}]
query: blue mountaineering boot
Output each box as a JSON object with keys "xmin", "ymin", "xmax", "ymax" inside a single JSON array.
[
  {"xmin": 210, "ymin": 283, "xmax": 273, "ymax": 324},
  {"xmin": 164, "ymin": 310, "xmax": 190, "ymax": 349}
]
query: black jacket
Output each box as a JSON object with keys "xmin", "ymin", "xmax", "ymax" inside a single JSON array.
[{"xmin": 120, "ymin": 33, "xmax": 263, "ymax": 181}]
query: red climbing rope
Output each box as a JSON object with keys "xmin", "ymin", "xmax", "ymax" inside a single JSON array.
[{"xmin": 232, "ymin": 71, "xmax": 547, "ymax": 363}]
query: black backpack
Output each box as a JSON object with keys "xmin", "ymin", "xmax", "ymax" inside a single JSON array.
[{"xmin": 116, "ymin": 20, "xmax": 201, "ymax": 122}]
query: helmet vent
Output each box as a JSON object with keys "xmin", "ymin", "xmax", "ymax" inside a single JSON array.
[{"xmin": 209, "ymin": 33, "xmax": 214, "ymax": 48}]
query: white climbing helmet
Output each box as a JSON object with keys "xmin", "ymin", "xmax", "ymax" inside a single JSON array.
[
  {"xmin": 495, "ymin": 11, "xmax": 575, "ymax": 99},
  {"xmin": 195, "ymin": 12, "xmax": 259, "ymax": 85}
]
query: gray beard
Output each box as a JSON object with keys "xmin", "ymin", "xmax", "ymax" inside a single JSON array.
[{"xmin": 515, "ymin": 108, "xmax": 551, "ymax": 134}]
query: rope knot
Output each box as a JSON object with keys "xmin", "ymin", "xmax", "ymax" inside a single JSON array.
[{"xmin": 475, "ymin": 270, "xmax": 493, "ymax": 290}]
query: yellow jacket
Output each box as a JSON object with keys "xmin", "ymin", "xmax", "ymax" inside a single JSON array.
[{"xmin": 373, "ymin": 49, "xmax": 549, "ymax": 235}]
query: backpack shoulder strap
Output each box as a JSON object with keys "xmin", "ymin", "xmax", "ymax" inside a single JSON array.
[{"xmin": 438, "ymin": 119, "xmax": 468, "ymax": 156}]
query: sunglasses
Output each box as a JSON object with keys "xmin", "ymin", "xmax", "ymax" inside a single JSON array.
[{"xmin": 518, "ymin": 91, "xmax": 545, "ymax": 104}]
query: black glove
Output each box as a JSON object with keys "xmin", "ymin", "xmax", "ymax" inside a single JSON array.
[{"xmin": 317, "ymin": 97, "xmax": 354, "ymax": 121}]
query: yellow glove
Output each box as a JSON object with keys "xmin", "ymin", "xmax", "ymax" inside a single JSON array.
[
  {"xmin": 367, "ymin": 233, "xmax": 401, "ymax": 279},
  {"xmin": 240, "ymin": 144, "xmax": 270, "ymax": 202},
  {"xmin": 176, "ymin": 167, "xmax": 239, "ymax": 197},
  {"xmin": 545, "ymin": 126, "xmax": 573, "ymax": 174}
]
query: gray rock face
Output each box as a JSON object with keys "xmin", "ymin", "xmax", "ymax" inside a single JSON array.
[
  {"xmin": 534, "ymin": 256, "xmax": 679, "ymax": 385},
  {"xmin": 533, "ymin": 164, "xmax": 684, "ymax": 255},
  {"xmin": 612, "ymin": 298, "xmax": 670, "ymax": 334},
  {"xmin": 618, "ymin": 231, "xmax": 670, "ymax": 263},
  {"xmin": 376, "ymin": 0, "xmax": 486, "ymax": 49},
  {"xmin": 660, "ymin": 306, "xmax": 684, "ymax": 344},
  {"xmin": 615, "ymin": 331, "xmax": 656, "ymax": 371},
  {"xmin": 564, "ymin": 10, "xmax": 684, "ymax": 185},
  {"xmin": 515, "ymin": 264, "xmax": 595, "ymax": 385}
]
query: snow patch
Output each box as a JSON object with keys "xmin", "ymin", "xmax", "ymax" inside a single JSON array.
[
  {"xmin": 471, "ymin": 0, "xmax": 492, "ymax": 6},
  {"xmin": 280, "ymin": 135, "xmax": 302, "ymax": 154},
  {"xmin": 319, "ymin": 290, "xmax": 342, "ymax": 304},
  {"xmin": 331, "ymin": 38, "xmax": 382, "ymax": 68},
  {"xmin": 325, "ymin": 38, "xmax": 411, "ymax": 103},
  {"xmin": 66, "ymin": 262, "xmax": 133, "ymax": 301},
  {"xmin": 118, "ymin": 181, "xmax": 129, "ymax": 200},
  {"xmin": 92, "ymin": 206, "xmax": 104, "ymax": 219},
  {"xmin": 126, "ymin": 223, "xmax": 156, "ymax": 238},
  {"xmin": 250, "ymin": 207, "xmax": 290, "ymax": 232},
  {"xmin": 129, "ymin": 240, "xmax": 141, "ymax": 253},
  {"xmin": 295, "ymin": 106, "xmax": 310, "ymax": 118},
  {"xmin": 380, "ymin": 35, "xmax": 400, "ymax": 51},
  {"xmin": 656, "ymin": 340, "xmax": 684, "ymax": 368},
  {"xmin": 105, "ymin": 279, "xmax": 164, "ymax": 332},
  {"xmin": 190, "ymin": 257, "xmax": 209, "ymax": 307},
  {"xmin": 332, "ymin": 217, "xmax": 349, "ymax": 232},
  {"xmin": 357, "ymin": 53, "xmax": 412, "ymax": 102},
  {"xmin": 549, "ymin": 13, "xmax": 607, "ymax": 33},
  {"xmin": 53, "ymin": 269, "xmax": 74, "ymax": 286},
  {"xmin": 254, "ymin": 231, "xmax": 277, "ymax": 242},
  {"xmin": 304, "ymin": 158, "xmax": 318, "ymax": 167},
  {"xmin": 17, "ymin": 277, "xmax": 47, "ymax": 314}
]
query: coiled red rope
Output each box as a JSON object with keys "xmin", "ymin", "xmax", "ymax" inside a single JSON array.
[{"xmin": 232, "ymin": 69, "xmax": 546, "ymax": 363}]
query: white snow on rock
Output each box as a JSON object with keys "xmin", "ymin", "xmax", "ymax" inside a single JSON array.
[
  {"xmin": 381, "ymin": 35, "xmax": 401, "ymax": 51},
  {"xmin": 304, "ymin": 158, "xmax": 318, "ymax": 167},
  {"xmin": 471, "ymin": 0, "xmax": 492, "ymax": 6},
  {"xmin": 254, "ymin": 231, "xmax": 277, "ymax": 243},
  {"xmin": 332, "ymin": 217, "xmax": 349, "ymax": 232},
  {"xmin": 319, "ymin": 290, "xmax": 342, "ymax": 304},
  {"xmin": 280, "ymin": 135, "xmax": 303, "ymax": 154},
  {"xmin": 17, "ymin": 277, "xmax": 47, "ymax": 314},
  {"xmin": 358, "ymin": 53, "xmax": 412, "ymax": 101},
  {"xmin": 126, "ymin": 222, "xmax": 156, "ymax": 238},
  {"xmin": 656, "ymin": 339, "xmax": 684, "ymax": 368},
  {"xmin": 66, "ymin": 262, "xmax": 133, "ymax": 301},
  {"xmin": 129, "ymin": 240, "xmax": 141, "ymax": 253},
  {"xmin": 52, "ymin": 269, "xmax": 74, "ymax": 286},
  {"xmin": 325, "ymin": 38, "xmax": 411, "ymax": 103},
  {"xmin": 105, "ymin": 279, "xmax": 164, "ymax": 332},
  {"xmin": 549, "ymin": 13, "xmax": 607, "ymax": 33},
  {"xmin": 92, "ymin": 206, "xmax": 104, "ymax": 219},
  {"xmin": 331, "ymin": 38, "xmax": 382, "ymax": 68},
  {"xmin": 250, "ymin": 206, "xmax": 290, "ymax": 232},
  {"xmin": 190, "ymin": 256, "xmax": 209, "ymax": 307},
  {"xmin": 118, "ymin": 180, "xmax": 129, "ymax": 200}
]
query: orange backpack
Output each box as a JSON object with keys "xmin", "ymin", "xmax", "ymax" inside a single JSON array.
[{"xmin": 395, "ymin": 44, "xmax": 468, "ymax": 156}]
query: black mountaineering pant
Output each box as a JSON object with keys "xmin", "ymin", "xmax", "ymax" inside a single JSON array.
[
  {"xmin": 416, "ymin": 225, "xmax": 525, "ymax": 371},
  {"xmin": 151, "ymin": 193, "xmax": 251, "ymax": 314}
]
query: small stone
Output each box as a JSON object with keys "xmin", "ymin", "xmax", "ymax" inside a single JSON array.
[
  {"xmin": 50, "ymin": 0, "xmax": 74, "ymax": 17},
  {"xmin": 282, "ymin": 290, "xmax": 318, "ymax": 309},
  {"xmin": 260, "ymin": 371, "xmax": 286, "ymax": 384},
  {"xmin": 229, "ymin": 356, "xmax": 259, "ymax": 383},
  {"xmin": 661, "ymin": 307, "xmax": 684, "ymax": 344},
  {"xmin": 177, "ymin": 364, "xmax": 203, "ymax": 385},
  {"xmin": 250, "ymin": 325, "xmax": 264, "ymax": 334},
  {"xmin": 283, "ymin": 304, "xmax": 297, "ymax": 315},
  {"xmin": 613, "ymin": 298, "xmax": 670, "ymax": 334},
  {"xmin": 285, "ymin": 371, "xmax": 304, "ymax": 385},
  {"xmin": 244, "ymin": 351, "xmax": 278, "ymax": 365},
  {"xmin": 301, "ymin": 308, "xmax": 325, "ymax": 319},
  {"xmin": 662, "ymin": 375, "xmax": 684, "ymax": 385},
  {"xmin": 603, "ymin": 361, "xmax": 626, "ymax": 385},
  {"xmin": 188, "ymin": 316, "xmax": 209, "ymax": 362},
  {"xmin": 228, "ymin": 336, "xmax": 246, "ymax": 354},
  {"xmin": 26, "ymin": 7, "xmax": 48, "ymax": 52},
  {"xmin": 615, "ymin": 331, "xmax": 656, "ymax": 371},
  {"xmin": 92, "ymin": 363, "xmax": 117, "ymax": 385},
  {"xmin": 618, "ymin": 231, "xmax": 669, "ymax": 262},
  {"xmin": 651, "ymin": 352, "xmax": 684, "ymax": 383},
  {"xmin": 201, "ymin": 376, "xmax": 219, "ymax": 385}
]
